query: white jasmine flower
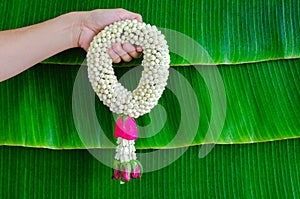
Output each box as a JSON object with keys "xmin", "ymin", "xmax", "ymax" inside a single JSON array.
[{"xmin": 87, "ymin": 20, "xmax": 170, "ymax": 118}]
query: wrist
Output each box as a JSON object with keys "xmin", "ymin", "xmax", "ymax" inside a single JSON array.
[{"xmin": 59, "ymin": 12, "xmax": 86, "ymax": 49}]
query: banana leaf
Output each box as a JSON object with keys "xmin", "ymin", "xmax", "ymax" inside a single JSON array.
[
  {"xmin": 0, "ymin": 139, "xmax": 299, "ymax": 198},
  {"xmin": 1, "ymin": 0, "xmax": 299, "ymax": 149},
  {"xmin": 1, "ymin": 0, "xmax": 300, "ymax": 65},
  {"xmin": 1, "ymin": 58, "xmax": 299, "ymax": 149},
  {"xmin": 1, "ymin": 0, "xmax": 300, "ymax": 198}
]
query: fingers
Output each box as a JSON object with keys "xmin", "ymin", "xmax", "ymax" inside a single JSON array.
[
  {"xmin": 136, "ymin": 46, "xmax": 143, "ymax": 53},
  {"xmin": 117, "ymin": 8, "xmax": 143, "ymax": 22},
  {"xmin": 108, "ymin": 43, "xmax": 143, "ymax": 63},
  {"xmin": 108, "ymin": 48, "xmax": 121, "ymax": 63},
  {"xmin": 112, "ymin": 43, "xmax": 132, "ymax": 62},
  {"xmin": 123, "ymin": 43, "xmax": 141, "ymax": 58}
]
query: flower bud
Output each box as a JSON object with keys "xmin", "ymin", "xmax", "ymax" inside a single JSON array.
[
  {"xmin": 131, "ymin": 165, "xmax": 141, "ymax": 178},
  {"xmin": 121, "ymin": 164, "xmax": 131, "ymax": 182},
  {"xmin": 112, "ymin": 160, "xmax": 121, "ymax": 180},
  {"xmin": 130, "ymin": 160, "xmax": 143, "ymax": 179}
]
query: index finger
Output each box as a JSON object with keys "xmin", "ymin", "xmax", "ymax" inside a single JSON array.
[{"xmin": 118, "ymin": 9, "xmax": 143, "ymax": 22}]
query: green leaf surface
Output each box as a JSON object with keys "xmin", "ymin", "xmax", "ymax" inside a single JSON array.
[
  {"xmin": 1, "ymin": 58, "xmax": 299, "ymax": 149},
  {"xmin": 1, "ymin": 0, "xmax": 300, "ymax": 65},
  {"xmin": 0, "ymin": 139, "xmax": 299, "ymax": 198},
  {"xmin": 1, "ymin": 0, "xmax": 299, "ymax": 197}
]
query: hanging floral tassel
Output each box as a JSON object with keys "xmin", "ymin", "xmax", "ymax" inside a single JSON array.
[{"xmin": 112, "ymin": 116, "xmax": 143, "ymax": 183}]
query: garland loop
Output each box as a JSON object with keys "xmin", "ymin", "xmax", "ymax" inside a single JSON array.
[{"xmin": 87, "ymin": 20, "xmax": 170, "ymax": 118}]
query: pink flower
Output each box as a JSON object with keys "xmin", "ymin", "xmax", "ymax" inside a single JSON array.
[
  {"xmin": 114, "ymin": 116, "xmax": 138, "ymax": 140},
  {"xmin": 112, "ymin": 161, "xmax": 143, "ymax": 183},
  {"xmin": 131, "ymin": 160, "xmax": 143, "ymax": 179},
  {"xmin": 112, "ymin": 161, "xmax": 121, "ymax": 180},
  {"xmin": 121, "ymin": 165, "xmax": 131, "ymax": 182},
  {"xmin": 131, "ymin": 165, "xmax": 141, "ymax": 178}
]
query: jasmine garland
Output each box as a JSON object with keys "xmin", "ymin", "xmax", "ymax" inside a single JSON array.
[
  {"xmin": 87, "ymin": 19, "xmax": 170, "ymax": 118},
  {"xmin": 86, "ymin": 20, "xmax": 170, "ymax": 183}
]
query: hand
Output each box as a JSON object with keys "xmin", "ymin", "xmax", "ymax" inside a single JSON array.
[
  {"xmin": 108, "ymin": 43, "xmax": 143, "ymax": 63},
  {"xmin": 0, "ymin": 9, "xmax": 143, "ymax": 81},
  {"xmin": 77, "ymin": 9, "xmax": 143, "ymax": 63}
]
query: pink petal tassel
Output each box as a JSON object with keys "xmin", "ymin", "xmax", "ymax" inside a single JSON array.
[
  {"xmin": 114, "ymin": 116, "xmax": 138, "ymax": 140},
  {"xmin": 122, "ymin": 165, "xmax": 131, "ymax": 182},
  {"xmin": 113, "ymin": 165, "xmax": 121, "ymax": 179},
  {"xmin": 131, "ymin": 165, "xmax": 141, "ymax": 178}
]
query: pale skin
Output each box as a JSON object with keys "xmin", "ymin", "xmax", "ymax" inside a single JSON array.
[{"xmin": 0, "ymin": 9, "xmax": 143, "ymax": 82}]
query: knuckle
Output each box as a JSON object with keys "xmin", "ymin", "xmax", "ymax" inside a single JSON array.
[
  {"xmin": 122, "ymin": 53, "xmax": 130, "ymax": 59},
  {"xmin": 108, "ymin": 48, "xmax": 114, "ymax": 54},
  {"xmin": 123, "ymin": 43, "xmax": 134, "ymax": 51},
  {"xmin": 119, "ymin": 51, "xmax": 128, "ymax": 57},
  {"xmin": 113, "ymin": 57, "xmax": 121, "ymax": 63},
  {"xmin": 112, "ymin": 44, "xmax": 121, "ymax": 52}
]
